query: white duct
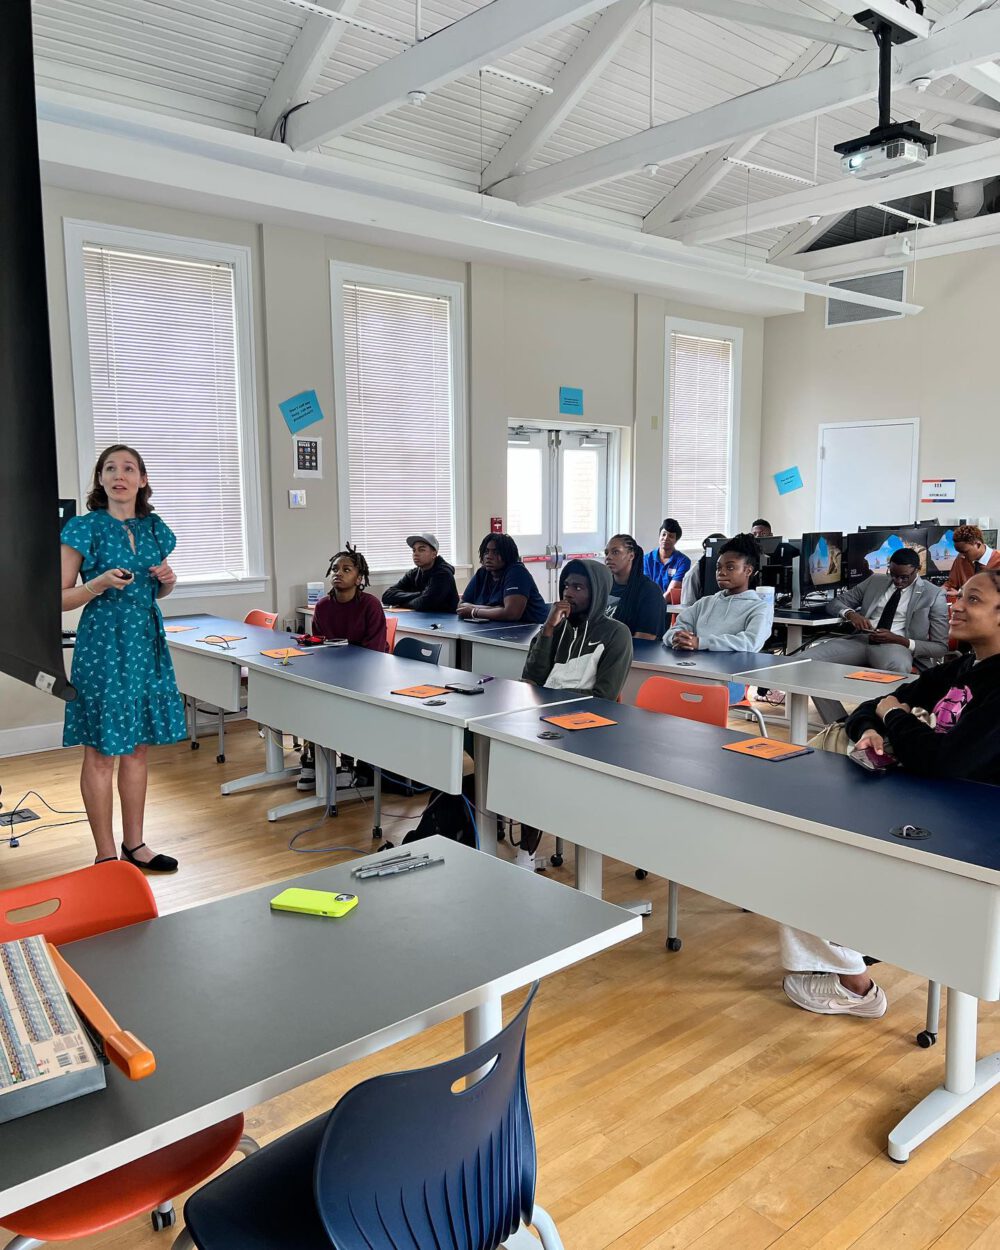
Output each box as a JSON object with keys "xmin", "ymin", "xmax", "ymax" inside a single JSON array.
[{"xmin": 953, "ymin": 180, "xmax": 986, "ymax": 218}]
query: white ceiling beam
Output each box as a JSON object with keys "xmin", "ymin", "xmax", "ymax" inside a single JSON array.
[
  {"xmin": 257, "ymin": 3, "xmax": 362, "ymax": 140},
  {"xmin": 284, "ymin": 0, "xmax": 615, "ymax": 150},
  {"xmin": 643, "ymin": 21, "xmax": 854, "ymax": 232},
  {"xmin": 664, "ymin": 137, "xmax": 1000, "ymax": 243},
  {"xmin": 894, "ymin": 86, "xmax": 1000, "ymax": 128},
  {"xmin": 652, "ymin": 0, "xmax": 871, "ymax": 50},
  {"xmin": 956, "ymin": 60, "xmax": 1000, "ymax": 102},
  {"xmin": 937, "ymin": 121, "xmax": 994, "ymax": 142},
  {"xmin": 822, "ymin": 0, "xmax": 931, "ymax": 39},
  {"xmin": 487, "ymin": 8, "xmax": 1000, "ymax": 204},
  {"xmin": 480, "ymin": 0, "xmax": 644, "ymax": 189},
  {"xmin": 779, "ymin": 212, "xmax": 1000, "ymax": 277},
  {"xmin": 767, "ymin": 213, "xmax": 849, "ymax": 260}
]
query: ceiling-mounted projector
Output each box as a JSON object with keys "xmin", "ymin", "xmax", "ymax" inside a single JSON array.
[{"xmin": 834, "ymin": 3, "xmax": 936, "ymax": 179}]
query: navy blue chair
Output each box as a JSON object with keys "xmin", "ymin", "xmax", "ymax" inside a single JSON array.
[
  {"xmin": 393, "ymin": 634, "xmax": 443, "ymax": 665},
  {"xmin": 173, "ymin": 984, "xmax": 563, "ymax": 1250}
]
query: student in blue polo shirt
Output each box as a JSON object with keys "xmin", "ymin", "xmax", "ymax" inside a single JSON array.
[
  {"xmin": 457, "ymin": 533, "xmax": 548, "ymax": 625},
  {"xmin": 643, "ymin": 518, "xmax": 691, "ymax": 606}
]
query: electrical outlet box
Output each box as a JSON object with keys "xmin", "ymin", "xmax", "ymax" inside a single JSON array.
[
  {"xmin": 288, "ymin": 490, "xmax": 307, "ymax": 509},
  {"xmin": 0, "ymin": 808, "xmax": 39, "ymax": 828}
]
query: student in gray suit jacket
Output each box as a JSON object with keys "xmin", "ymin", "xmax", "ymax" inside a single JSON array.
[{"xmin": 806, "ymin": 547, "xmax": 949, "ymax": 721}]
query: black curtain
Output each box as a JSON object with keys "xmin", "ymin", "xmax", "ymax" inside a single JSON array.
[{"xmin": 0, "ymin": 1, "xmax": 74, "ymax": 701}]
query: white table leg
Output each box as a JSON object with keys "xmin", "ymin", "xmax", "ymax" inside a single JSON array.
[
  {"xmin": 575, "ymin": 847, "xmax": 603, "ymax": 898},
  {"xmin": 887, "ymin": 989, "xmax": 1000, "ymax": 1162},
  {"xmin": 464, "ymin": 992, "xmax": 503, "ymax": 1087},
  {"xmin": 788, "ymin": 691, "xmax": 810, "ymax": 744},
  {"xmin": 266, "ymin": 744, "xmax": 329, "ymax": 822},
  {"xmin": 786, "ymin": 624, "xmax": 803, "ymax": 652},
  {"xmin": 220, "ymin": 727, "xmax": 299, "ymax": 796},
  {"xmin": 474, "ymin": 735, "xmax": 498, "ymax": 856}
]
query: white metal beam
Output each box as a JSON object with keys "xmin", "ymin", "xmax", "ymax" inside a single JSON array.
[
  {"xmin": 257, "ymin": 3, "xmax": 362, "ymax": 140},
  {"xmin": 768, "ymin": 213, "xmax": 848, "ymax": 260},
  {"xmin": 284, "ymin": 0, "xmax": 615, "ymax": 150},
  {"xmin": 652, "ymin": 0, "xmax": 871, "ymax": 50},
  {"xmin": 937, "ymin": 122, "xmax": 994, "ymax": 142},
  {"xmin": 779, "ymin": 212, "xmax": 1000, "ymax": 276},
  {"xmin": 643, "ymin": 22, "xmax": 854, "ymax": 232},
  {"xmin": 488, "ymin": 8, "xmax": 1000, "ymax": 204},
  {"xmin": 664, "ymin": 137, "xmax": 1000, "ymax": 244},
  {"xmin": 822, "ymin": 0, "xmax": 931, "ymax": 39},
  {"xmin": 894, "ymin": 86, "xmax": 1000, "ymax": 129},
  {"xmin": 957, "ymin": 60, "xmax": 1000, "ymax": 102},
  {"xmin": 481, "ymin": 0, "xmax": 644, "ymax": 189}
]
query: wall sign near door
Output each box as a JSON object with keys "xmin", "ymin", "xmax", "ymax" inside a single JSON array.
[
  {"xmin": 279, "ymin": 388, "xmax": 325, "ymax": 434},
  {"xmin": 921, "ymin": 479, "xmax": 956, "ymax": 504},
  {"xmin": 774, "ymin": 465, "xmax": 804, "ymax": 495},
  {"xmin": 558, "ymin": 386, "xmax": 584, "ymax": 416}
]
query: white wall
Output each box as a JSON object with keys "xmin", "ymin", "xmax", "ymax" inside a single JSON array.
[
  {"xmin": 761, "ymin": 249, "xmax": 1000, "ymax": 536},
  {"xmin": 1, "ymin": 186, "xmax": 765, "ymax": 745}
]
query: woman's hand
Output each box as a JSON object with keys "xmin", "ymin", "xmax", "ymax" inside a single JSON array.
[
  {"xmin": 456, "ymin": 601, "xmax": 475, "ymax": 619},
  {"xmin": 148, "ymin": 560, "xmax": 177, "ymax": 596},
  {"xmin": 671, "ymin": 630, "xmax": 699, "ymax": 651},
  {"xmin": 875, "ymin": 694, "xmax": 905, "ymax": 720},
  {"xmin": 94, "ymin": 568, "xmax": 134, "ymax": 592},
  {"xmin": 855, "ymin": 729, "xmax": 886, "ymax": 754}
]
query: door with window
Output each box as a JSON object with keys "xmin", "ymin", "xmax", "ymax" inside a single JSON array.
[{"xmin": 507, "ymin": 427, "xmax": 613, "ymax": 599}]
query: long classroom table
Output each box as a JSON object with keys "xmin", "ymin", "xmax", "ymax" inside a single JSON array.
[
  {"xmin": 470, "ymin": 698, "xmax": 1000, "ymax": 1163},
  {"xmin": 0, "ymin": 839, "xmax": 639, "ymax": 1219}
]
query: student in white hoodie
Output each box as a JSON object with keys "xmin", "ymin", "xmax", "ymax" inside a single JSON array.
[{"xmin": 664, "ymin": 534, "xmax": 772, "ymax": 652}]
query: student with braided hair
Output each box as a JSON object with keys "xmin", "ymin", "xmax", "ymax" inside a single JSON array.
[
  {"xmin": 604, "ymin": 534, "xmax": 666, "ymax": 640},
  {"xmin": 664, "ymin": 534, "xmax": 772, "ymax": 651},
  {"xmin": 313, "ymin": 544, "xmax": 388, "ymax": 652}
]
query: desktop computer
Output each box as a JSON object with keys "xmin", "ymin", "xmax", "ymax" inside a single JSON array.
[
  {"xmin": 923, "ymin": 526, "xmax": 959, "ymax": 579},
  {"xmin": 799, "ymin": 532, "xmax": 844, "ymax": 596},
  {"xmin": 845, "ymin": 526, "xmax": 928, "ymax": 587}
]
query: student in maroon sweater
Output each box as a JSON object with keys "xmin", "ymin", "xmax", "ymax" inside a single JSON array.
[
  {"xmin": 299, "ymin": 546, "xmax": 387, "ymax": 790},
  {"xmin": 313, "ymin": 546, "xmax": 388, "ymax": 652}
]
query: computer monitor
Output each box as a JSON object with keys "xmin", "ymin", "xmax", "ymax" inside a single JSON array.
[
  {"xmin": 845, "ymin": 526, "xmax": 929, "ymax": 587},
  {"xmin": 757, "ymin": 536, "xmax": 783, "ymax": 560},
  {"xmin": 701, "ymin": 539, "xmax": 728, "ymax": 597},
  {"xmin": 799, "ymin": 532, "xmax": 844, "ymax": 594},
  {"xmin": 924, "ymin": 526, "xmax": 959, "ymax": 577},
  {"xmin": 58, "ymin": 498, "xmax": 76, "ymax": 529}
]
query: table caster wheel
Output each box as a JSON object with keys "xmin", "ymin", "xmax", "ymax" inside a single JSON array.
[
  {"xmin": 666, "ymin": 937, "xmax": 682, "ymax": 952},
  {"xmin": 216, "ymin": 754, "xmax": 226, "ymax": 764},
  {"xmin": 916, "ymin": 1030, "xmax": 937, "ymax": 1048},
  {"xmin": 190, "ymin": 741, "xmax": 200, "ymax": 751},
  {"xmin": 151, "ymin": 1208, "xmax": 176, "ymax": 1231},
  {"xmin": 549, "ymin": 854, "xmax": 563, "ymax": 867},
  {"xmin": 635, "ymin": 868, "xmax": 648, "ymax": 880}
]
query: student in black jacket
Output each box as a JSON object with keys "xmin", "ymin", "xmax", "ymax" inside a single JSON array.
[
  {"xmin": 781, "ymin": 570, "xmax": 1000, "ymax": 1021},
  {"xmin": 381, "ymin": 533, "xmax": 459, "ymax": 613}
]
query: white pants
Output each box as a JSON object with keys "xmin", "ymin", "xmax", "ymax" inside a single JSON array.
[{"xmin": 779, "ymin": 925, "xmax": 866, "ymax": 975}]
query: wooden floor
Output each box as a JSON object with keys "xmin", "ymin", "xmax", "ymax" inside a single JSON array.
[{"xmin": 1, "ymin": 720, "xmax": 998, "ymax": 1249}]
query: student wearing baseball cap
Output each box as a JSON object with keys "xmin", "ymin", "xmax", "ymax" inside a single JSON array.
[{"xmin": 381, "ymin": 533, "xmax": 459, "ymax": 613}]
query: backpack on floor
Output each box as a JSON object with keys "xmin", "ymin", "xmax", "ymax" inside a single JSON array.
[{"xmin": 403, "ymin": 775, "xmax": 478, "ymax": 849}]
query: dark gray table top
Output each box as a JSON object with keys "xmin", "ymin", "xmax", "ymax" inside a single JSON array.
[
  {"xmin": 629, "ymin": 643, "xmax": 797, "ymax": 679},
  {"xmin": 244, "ymin": 644, "xmax": 584, "ymax": 728},
  {"xmin": 0, "ymin": 839, "xmax": 639, "ymax": 1215},
  {"xmin": 388, "ymin": 612, "xmax": 537, "ymax": 642},
  {"xmin": 472, "ymin": 699, "xmax": 1000, "ymax": 881}
]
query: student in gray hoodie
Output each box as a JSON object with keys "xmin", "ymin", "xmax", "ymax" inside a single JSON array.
[
  {"xmin": 664, "ymin": 534, "xmax": 772, "ymax": 652},
  {"xmin": 521, "ymin": 559, "xmax": 633, "ymax": 701}
]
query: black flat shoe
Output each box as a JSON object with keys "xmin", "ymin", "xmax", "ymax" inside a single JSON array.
[{"xmin": 121, "ymin": 841, "xmax": 179, "ymax": 873}]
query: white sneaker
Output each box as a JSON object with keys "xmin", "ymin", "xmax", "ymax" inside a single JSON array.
[
  {"xmin": 296, "ymin": 765, "xmax": 316, "ymax": 792},
  {"xmin": 515, "ymin": 848, "xmax": 541, "ymax": 872},
  {"xmin": 783, "ymin": 972, "xmax": 887, "ymax": 1018}
]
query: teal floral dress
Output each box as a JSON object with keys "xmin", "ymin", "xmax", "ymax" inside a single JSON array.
[{"xmin": 62, "ymin": 510, "xmax": 187, "ymax": 756}]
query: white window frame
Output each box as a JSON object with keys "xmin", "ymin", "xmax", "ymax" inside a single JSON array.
[
  {"xmin": 662, "ymin": 317, "xmax": 743, "ymax": 546},
  {"xmin": 63, "ymin": 219, "xmax": 266, "ymax": 598},
  {"xmin": 330, "ymin": 262, "xmax": 469, "ymax": 576}
]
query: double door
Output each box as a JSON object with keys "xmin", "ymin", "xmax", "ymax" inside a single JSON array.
[{"xmin": 507, "ymin": 427, "xmax": 613, "ymax": 600}]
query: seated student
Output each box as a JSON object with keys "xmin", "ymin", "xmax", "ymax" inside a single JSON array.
[
  {"xmin": 604, "ymin": 534, "xmax": 667, "ymax": 640},
  {"xmin": 381, "ymin": 532, "xmax": 459, "ymax": 613},
  {"xmin": 517, "ymin": 560, "xmax": 633, "ymax": 865},
  {"xmin": 300, "ymin": 545, "xmax": 387, "ymax": 791},
  {"xmin": 458, "ymin": 533, "xmax": 548, "ymax": 625},
  {"xmin": 946, "ymin": 524, "xmax": 1000, "ymax": 595},
  {"xmin": 751, "ymin": 518, "xmax": 773, "ymax": 539},
  {"xmin": 806, "ymin": 548, "xmax": 949, "ymax": 722},
  {"xmin": 643, "ymin": 518, "xmax": 691, "ymax": 606},
  {"xmin": 665, "ymin": 535, "xmax": 772, "ymax": 651},
  {"xmin": 680, "ymin": 531, "xmax": 728, "ymax": 607},
  {"xmin": 780, "ymin": 570, "xmax": 1000, "ymax": 1020}
]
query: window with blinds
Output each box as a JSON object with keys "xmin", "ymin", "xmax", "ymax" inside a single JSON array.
[
  {"xmin": 339, "ymin": 279, "xmax": 462, "ymax": 571},
  {"xmin": 666, "ymin": 330, "xmax": 736, "ymax": 539},
  {"xmin": 74, "ymin": 235, "xmax": 261, "ymax": 586}
]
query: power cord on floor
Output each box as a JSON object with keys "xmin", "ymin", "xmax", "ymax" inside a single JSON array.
[
  {"xmin": 286, "ymin": 756, "xmax": 425, "ymax": 855},
  {"xmin": 2, "ymin": 790, "xmax": 87, "ymax": 848}
]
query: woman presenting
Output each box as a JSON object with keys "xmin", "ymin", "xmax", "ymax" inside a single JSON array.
[{"xmin": 60, "ymin": 444, "xmax": 186, "ymax": 871}]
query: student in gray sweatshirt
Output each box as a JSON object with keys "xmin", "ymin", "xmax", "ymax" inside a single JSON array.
[
  {"xmin": 664, "ymin": 534, "xmax": 772, "ymax": 652},
  {"xmin": 522, "ymin": 559, "xmax": 633, "ymax": 701}
]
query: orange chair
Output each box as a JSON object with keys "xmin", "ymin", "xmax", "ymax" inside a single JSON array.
[
  {"xmin": 633, "ymin": 676, "xmax": 743, "ymax": 953},
  {"xmin": 385, "ymin": 616, "xmax": 398, "ymax": 653},
  {"xmin": 243, "ymin": 609, "xmax": 278, "ymax": 630},
  {"xmin": 0, "ymin": 863, "xmax": 257, "ymax": 1247}
]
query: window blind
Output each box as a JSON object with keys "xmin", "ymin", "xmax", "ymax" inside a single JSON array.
[
  {"xmin": 667, "ymin": 332, "xmax": 733, "ymax": 539},
  {"xmin": 342, "ymin": 282, "xmax": 455, "ymax": 571},
  {"xmin": 82, "ymin": 245, "xmax": 249, "ymax": 582}
]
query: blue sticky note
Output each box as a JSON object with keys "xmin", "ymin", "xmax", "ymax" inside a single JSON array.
[
  {"xmin": 559, "ymin": 386, "xmax": 584, "ymax": 416},
  {"xmin": 279, "ymin": 390, "xmax": 325, "ymax": 434},
  {"xmin": 774, "ymin": 466, "xmax": 803, "ymax": 495}
]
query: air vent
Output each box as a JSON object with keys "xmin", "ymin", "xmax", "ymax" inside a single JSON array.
[{"xmin": 826, "ymin": 269, "xmax": 906, "ymax": 327}]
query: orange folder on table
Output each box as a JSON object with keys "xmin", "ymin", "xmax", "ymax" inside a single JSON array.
[
  {"xmin": 164, "ymin": 625, "xmax": 194, "ymax": 633},
  {"xmin": 722, "ymin": 737, "xmax": 812, "ymax": 762},
  {"xmin": 846, "ymin": 670, "xmax": 902, "ymax": 684},
  {"xmin": 541, "ymin": 711, "xmax": 617, "ymax": 731},
  {"xmin": 198, "ymin": 634, "xmax": 245, "ymax": 644},
  {"xmin": 392, "ymin": 685, "xmax": 450, "ymax": 698},
  {"xmin": 261, "ymin": 647, "xmax": 306, "ymax": 659}
]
